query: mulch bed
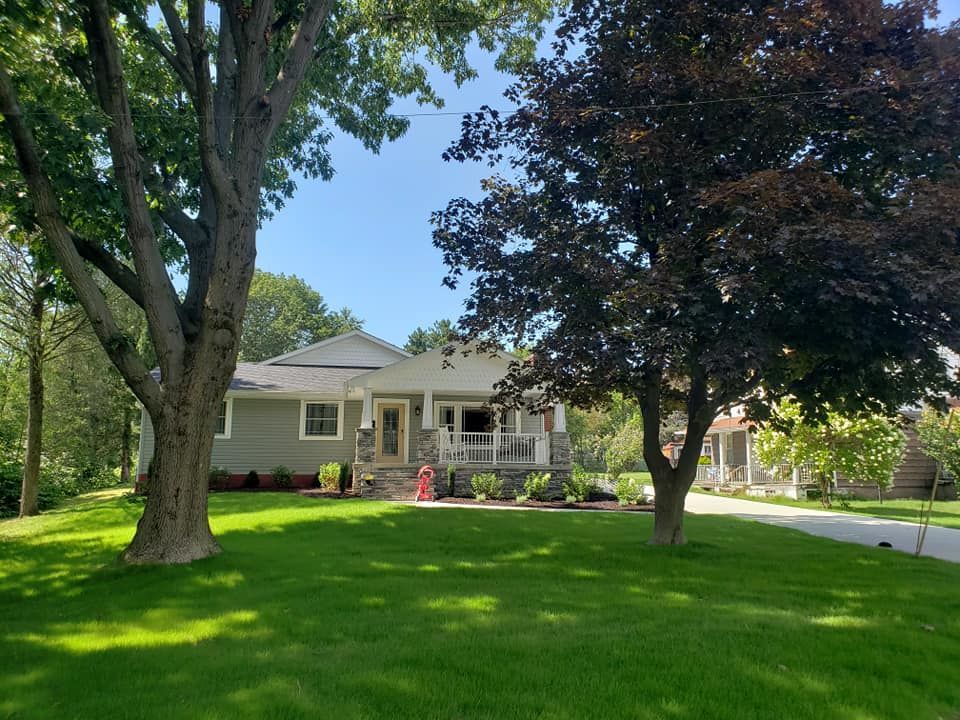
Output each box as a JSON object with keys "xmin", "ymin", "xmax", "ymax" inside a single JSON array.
[
  {"xmin": 298, "ymin": 489, "xmax": 358, "ymax": 499},
  {"xmin": 433, "ymin": 497, "xmax": 655, "ymax": 512}
]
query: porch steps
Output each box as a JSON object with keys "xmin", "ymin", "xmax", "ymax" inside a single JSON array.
[{"xmin": 359, "ymin": 466, "xmax": 433, "ymax": 501}]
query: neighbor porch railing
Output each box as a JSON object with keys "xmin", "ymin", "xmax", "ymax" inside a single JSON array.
[
  {"xmin": 438, "ymin": 431, "xmax": 549, "ymax": 465},
  {"xmin": 694, "ymin": 464, "xmax": 815, "ymax": 487}
]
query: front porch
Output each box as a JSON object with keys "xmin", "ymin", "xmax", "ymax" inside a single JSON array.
[
  {"xmin": 344, "ymin": 348, "xmax": 572, "ymax": 499},
  {"xmin": 691, "ymin": 422, "xmax": 816, "ymax": 499}
]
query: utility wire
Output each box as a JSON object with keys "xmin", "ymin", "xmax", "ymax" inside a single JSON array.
[{"xmin": 6, "ymin": 76, "xmax": 956, "ymax": 123}]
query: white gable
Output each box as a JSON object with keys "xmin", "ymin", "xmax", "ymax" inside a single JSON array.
[
  {"xmin": 348, "ymin": 344, "xmax": 529, "ymax": 394},
  {"xmin": 263, "ymin": 330, "xmax": 410, "ymax": 368}
]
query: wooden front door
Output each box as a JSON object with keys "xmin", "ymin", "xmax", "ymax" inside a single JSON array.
[{"xmin": 376, "ymin": 403, "xmax": 405, "ymax": 464}]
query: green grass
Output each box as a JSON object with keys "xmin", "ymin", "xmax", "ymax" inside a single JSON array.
[
  {"xmin": 618, "ymin": 470, "xmax": 652, "ymax": 483},
  {"xmin": 727, "ymin": 493, "xmax": 960, "ymax": 529},
  {"xmin": 2, "ymin": 490, "xmax": 959, "ymax": 720}
]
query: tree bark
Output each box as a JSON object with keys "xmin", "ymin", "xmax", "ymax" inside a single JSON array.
[
  {"xmin": 119, "ymin": 405, "xmax": 133, "ymax": 485},
  {"xmin": 19, "ymin": 290, "xmax": 44, "ymax": 517},
  {"xmin": 650, "ymin": 471, "xmax": 694, "ymax": 545},
  {"xmin": 121, "ymin": 398, "xmax": 222, "ymax": 564},
  {"xmin": 639, "ymin": 369, "xmax": 717, "ymax": 545}
]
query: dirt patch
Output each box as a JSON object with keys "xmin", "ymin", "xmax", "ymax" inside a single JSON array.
[{"xmin": 433, "ymin": 497, "xmax": 654, "ymax": 512}]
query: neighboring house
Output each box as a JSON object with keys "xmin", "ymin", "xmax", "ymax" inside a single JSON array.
[
  {"xmin": 665, "ymin": 408, "xmax": 955, "ymax": 500},
  {"xmin": 136, "ymin": 330, "xmax": 571, "ymax": 499}
]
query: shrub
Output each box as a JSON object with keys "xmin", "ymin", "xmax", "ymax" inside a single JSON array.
[
  {"xmin": 244, "ymin": 470, "xmax": 260, "ymax": 489},
  {"xmin": 614, "ymin": 476, "xmax": 645, "ymax": 506},
  {"xmin": 447, "ymin": 464, "xmax": 456, "ymax": 496},
  {"xmin": 523, "ymin": 471, "xmax": 551, "ymax": 500},
  {"xmin": 271, "ymin": 465, "xmax": 293, "ymax": 489},
  {"xmin": 470, "ymin": 472, "xmax": 503, "ymax": 500},
  {"xmin": 605, "ymin": 414, "xmax": 644, "ymax": 479},
  {"xmin": 318, "ymin": 462, "xmax": 341, "ymax": 492},
  {"xmin": 0, "ymin": 460, "xmax": 22, "ymax": 518},
  {"xmin": 208, "ymin": 466, "xmax": 230, "ymax": 491},
  {"xmin": 515, "ymin": 493, "xmax": 529, "ymax": 504},
  {"xmin": 338, "ymin": 461, "xmax": 352, "ymax": 493},
  {"xmin": 563, "ymin": 472, "xmax": 598, "ymax": 503},
  {"xmin": 565, "ymin": 494, "xmax": 579, "ymax": 504}
]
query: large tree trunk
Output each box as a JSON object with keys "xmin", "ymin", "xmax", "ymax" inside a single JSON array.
[
  {"xmin": 19, "ymin": 292, "xmax": 44, "ymax": 518},
  {"xmin": 639, "ymin": 371, "xmax": 717, "ymax": 546},
  {"xmin": 121, "ymin": 402, "xmax": 221, "ymax": 564},
  {"xmin": 649, "ymin": 466, "xmax": 697, "ymax": 545}
]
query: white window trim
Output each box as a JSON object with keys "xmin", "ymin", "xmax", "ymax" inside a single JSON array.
[
  {"xmin": 215, "ymin": 398, "xmax": 234, "ymax": 440},
  {"xmin": 374, "ymin": 398, "xmax": 410, "ymax": 464},
  {"xmin": 299, "ymin": 399, "xmax": 344, "ymax": 441}
]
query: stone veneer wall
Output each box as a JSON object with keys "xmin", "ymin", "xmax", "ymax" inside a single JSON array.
[
  {"xmin": 354, "ymin": 428, "xmax": 375, "ymax": 491},
  {"xmin": 438, "ymin": 465, "xmax": 569, "ymax": 499},
  {"xmin": 549, "ymin": 432, "xmax": 571, "ymax": 466},
  {"xmin": 353, "ymin": 428, "xmax": 571, "ymax": 499},
  {"xmin": 416, "ymin": 429, "xmax": 439, "ymax": 464}
]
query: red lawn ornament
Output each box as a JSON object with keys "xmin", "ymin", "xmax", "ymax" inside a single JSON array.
[{"xmin": 416, "ymin": 465, "xmax": 435, "ymax": 502}]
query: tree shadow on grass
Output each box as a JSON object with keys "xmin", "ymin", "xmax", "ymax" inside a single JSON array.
[{"xmin": 1, "ymin": 496, "xmax": 960, "ymax": 719}]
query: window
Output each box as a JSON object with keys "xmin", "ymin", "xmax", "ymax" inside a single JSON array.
[
  {"xmin": 438, "ymin": 405, "xmax": 456, "ymax": 433},
  {"xmin": 499, "ymin": 409, "xmax": 518, "ymax": 434},
  {"xmin": 214, "ymin": 399, "xmax": 233, "ymax": 439},
  {"xmin": 300, "ymin": 401, "xmax": 343, "ymax": 440}
]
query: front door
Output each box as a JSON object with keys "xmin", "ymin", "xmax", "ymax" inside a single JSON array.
[{"xmin": 376, "ymin": 403, "xmax": 405, "ymax": 464}]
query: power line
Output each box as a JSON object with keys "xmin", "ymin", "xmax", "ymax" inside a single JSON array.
[{"xmin": 6, "ymin": 76, "xmax": 956, "ymax": 123}]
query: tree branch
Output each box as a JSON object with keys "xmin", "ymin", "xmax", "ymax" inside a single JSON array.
[
  {"xmin": 0, "ymin": 60, "xmax": 163, "ymax": 414},
  {"xmin": 264, "ymin": 0, "xmax": 334, "ymax": 138},
  {"xmin": 70, "ymin": 232, "xmax": 145, "ymax": 309},
  {"xmin": 84, "ymin": 0, "xmax": 186, "ymax": 381},
  {"xmin": 184, "ymin": 0, "xmax": 237, "ymax": 207},
  {"xmin": 126, "ymin": 7, "xmax": 197, "ymax": 98}
]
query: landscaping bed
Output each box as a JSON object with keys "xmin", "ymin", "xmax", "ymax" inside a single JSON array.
[
  {"xmin": 433, "ymin": 496, "xmax": 655, "ymax": 512},
  {"xmin": 297, "ymin": 488, "xmax": 358, "ymax": 500}
]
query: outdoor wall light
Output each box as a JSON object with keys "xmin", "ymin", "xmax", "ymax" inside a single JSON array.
[{"xmin": 414, "ymin": 405, "xmax": 421, "ymax": 416}]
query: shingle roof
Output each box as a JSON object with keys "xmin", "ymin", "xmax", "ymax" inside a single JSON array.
[{"xmin": 228, "ymin": 363, "xmax": 371, "ymax": 393}]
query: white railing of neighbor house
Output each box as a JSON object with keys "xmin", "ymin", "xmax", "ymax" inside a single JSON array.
[
  {"xmin": 695, "ymin": 464, "xmax": 815, "ymax": 487},
  {"xmin": 439, "ymin": 431, "xmax": 549, "ymax": 465}
]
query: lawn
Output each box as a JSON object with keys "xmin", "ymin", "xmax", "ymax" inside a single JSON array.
[
  {"xmin": 727, "ymin": 494, "xmax": 960, "ymax": 529},
  {"xmin": 2, "ymin": 490, "xmax": 959, "ymax": 720}
]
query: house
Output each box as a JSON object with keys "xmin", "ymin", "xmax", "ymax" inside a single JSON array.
[
  {"xmin": 666, "ymin": 408, "xmax": 955, "ymax": 500},
  {"xmin": 136, "ymin": 330, "xmax": 571, "ymax": 499}
]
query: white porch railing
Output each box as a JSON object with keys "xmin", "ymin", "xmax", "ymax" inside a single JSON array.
[
  {"xmin": 439, "ymin": 431, "xmax": 549, "ymax": 465},
  {"xmin": 695, "ymin": 464, "xmax": 814, "ymax": 487}
]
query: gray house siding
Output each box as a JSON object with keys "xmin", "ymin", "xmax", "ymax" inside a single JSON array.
[
  {"xmin": 137, "ymin": 393, "xmax": 549, "ymax": 478},
  {"xmin": 138, "ymin": 398, "xmax": 363, "ymax": 477}
]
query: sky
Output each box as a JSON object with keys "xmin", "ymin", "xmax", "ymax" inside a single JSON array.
[{"xmin": 253, "ymin": 2, "xmax": 960, "ymax": 349}]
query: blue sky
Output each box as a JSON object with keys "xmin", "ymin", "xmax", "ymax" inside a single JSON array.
[{"xmin": 254, "ymin": 2, "xmax": 960, "ymax": 348}]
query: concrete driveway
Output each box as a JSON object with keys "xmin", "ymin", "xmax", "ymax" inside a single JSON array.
[{"xmin": 676, "ymin": 490, "xmax": 960, "ymax": 563}]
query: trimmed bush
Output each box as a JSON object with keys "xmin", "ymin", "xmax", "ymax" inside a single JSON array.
[
  {"xmin": 523, "ymin": 471, "xmax": 551, "ymax": 500},
  {"xmin": 470, "ymin": 472, "xmax": 503, "ymax": 500},
  {"xmin": 614, "ymin": 476, "xmax": 645, "ymax": 506},
  {"xmin": 515, "ymin": 493, "xmax": 529, "ymax": 504},
  {"xmin": 563, "ymin": 472, "xmax": 598, "ymax": 503},
  {"xmin": 338, "ymin": 461, "xmax": 352, "ymax": 493},
  {"xmin": 318, "ymin": 462, "xmax": 340, "ymax": 492},
  {"xmin": 447, "ymin": 464, "xmax": 456, "ymax": 496},
  {"xmin": 271, "ymin": 465, "xmax": 293, "ymax": 489},
  {"xmin": 244, "ymin": 470, "xmax": 260, "ymax": 489},
  {"xmin": 208, "ymin": 466, "xmax": 231, "ymax": 491}
]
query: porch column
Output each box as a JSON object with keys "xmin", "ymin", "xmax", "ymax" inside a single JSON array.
[
  {"xmin": 717, "ymin": 432, "xmax": 727, "ymax": 485},
  {"xmin": 360, "ymin": 388, "xmax": 373, "ymax": 429},
  {"xmin": 421, "ymin": 389, "xmax": 434, "ymax": 429},
  {"xmin": 553, "ymin": 403, "xmax": 567, "ymax": 432},
  {"xmin": 745, "ymin": 431, "xmax": 754, "ymax": 484}
]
